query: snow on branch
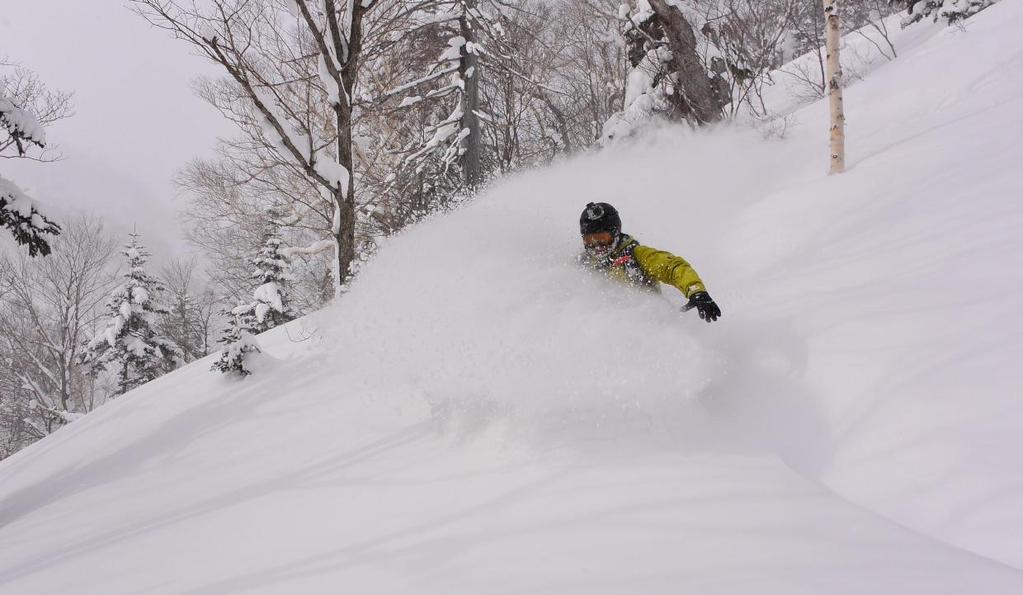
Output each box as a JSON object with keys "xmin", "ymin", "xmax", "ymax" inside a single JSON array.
[
  {"xmin": 282, "ymin": 238, "xmax": 334, "ymax": 258},
  {"xmin": 291, "ymin": 0, "xmax": 351, "ymax": 107},
  {"xmin": 0, "ymin": 174, "xmax": 61, "ymax": 257},
  {"xmin": 251, "ymin": 87, "xmax": 349, "ymax": 193},
  {"xmin": 0, "ymin": 97, "xmax": 47, "ymax": 155},
  {"xmin": 383, "ymin": 64, "xmax": 461, "ymax": 100}
]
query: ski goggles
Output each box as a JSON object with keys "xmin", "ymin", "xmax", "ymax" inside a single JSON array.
[{"xmin": 582, "ymin": 231, "xmax": 615, "ymax": 249}]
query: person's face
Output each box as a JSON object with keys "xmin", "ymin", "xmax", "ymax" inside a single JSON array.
[{"xmin": 582, "ymin": 231, "xmax": 615, "ymax": 257}]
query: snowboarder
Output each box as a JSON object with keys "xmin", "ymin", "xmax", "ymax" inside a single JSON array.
[{"xmin": 579, "ymin": 202, "xmax": 721, "ymax": 322}]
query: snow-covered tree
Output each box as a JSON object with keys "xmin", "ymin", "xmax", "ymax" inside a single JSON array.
[
  {"xmin": 234, "ymin": 212, "xmax": 296, "ymax": 334},
  {"xmin": 1, "ymin": 63, "xmax": 69, "ymax": 257},
  {"xmin": 82, "ymin": 233, "xmax": 180, "ymax": 395},
  {"xmin": 133, "ymin": 0, "xmax": 388, "ymax": 296},
  {"xmin": 209, "ymin": 212, "xmax": 295, "ymax": 378},
  {"xmin": 210, "ymin": 310, "xmax": 260, "ymax": 377},
  {"xmin": 603, "ymin": 0, "xmax": 725, "ymax": 143},
  {"xmin": 385, "ymin": 0, "xmax": 505, "ymax": 193},
  {"xmin": 900, "ymin": 0, "xmax": 996, "ymax": 26},
  {"xmin": 0, "ymin": 216, "xmax": 117, "ymax": 458}
]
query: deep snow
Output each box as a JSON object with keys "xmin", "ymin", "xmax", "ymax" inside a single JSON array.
[{"xmin": 2, "ymin": 3, "xmax": 1023, "ymax": 594}]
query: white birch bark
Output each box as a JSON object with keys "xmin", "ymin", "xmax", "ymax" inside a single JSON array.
[{"xmin": 823, "ymin": 0, "xmax": 846, "ymax": 174}]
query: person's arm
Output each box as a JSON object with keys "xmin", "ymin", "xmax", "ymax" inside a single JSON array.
[
  {"xmin": 635, "ymin": 245, "xmax": 721, "ymax": 322},
  {"xmin": 632, "ymin": 245, "xmax": 706, "ymax": 298}
]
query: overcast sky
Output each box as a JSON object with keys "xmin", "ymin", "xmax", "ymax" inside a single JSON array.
[{"xmin": 2, "ymin": 1, "xmax": 234, "ymax": 260}]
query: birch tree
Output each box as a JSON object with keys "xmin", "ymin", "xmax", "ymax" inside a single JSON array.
[{"xmin": 823, "ymin": 0, "xmax": 845, "ymax": 174}]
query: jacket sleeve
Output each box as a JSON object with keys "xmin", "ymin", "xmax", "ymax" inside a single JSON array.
[{"xmin": 633, "ymin": 245, "xmax": 707, "ymax": 298}]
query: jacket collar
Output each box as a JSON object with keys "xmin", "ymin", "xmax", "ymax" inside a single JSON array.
[{"xmin": 609, "ymin": 233, "xmax": 637, "ymax": 259}]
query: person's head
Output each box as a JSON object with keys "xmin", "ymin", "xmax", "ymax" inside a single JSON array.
[{"xmin": 580, "ymin": 202, "xmax": 621, "ymax": 256}]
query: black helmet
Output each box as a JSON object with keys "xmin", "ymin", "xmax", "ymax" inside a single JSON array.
[{"xmin": 579, "ymin": 202, "xmax": 621, "ymax": 236}]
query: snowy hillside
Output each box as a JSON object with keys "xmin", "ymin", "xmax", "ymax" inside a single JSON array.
[{"xmin": 2, "ymin": 4, "xmax": 1023, "ymax": 594}]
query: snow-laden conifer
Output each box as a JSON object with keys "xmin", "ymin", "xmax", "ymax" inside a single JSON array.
[
  {"xmin": 901, "ymin": 0, "xmax": 997, "ymax": 26},
  {"xmin": 81, "ymin": 233, "xmax": 180, "ymax": 395},
  {"xmin": 211, "ymin": 213, "xmax": 294, "ymax": 378},
  {"xmin": 210, "ymin": 311, "xmax": 260, "ymax": 377},
  {"xmin": 235, "ymin": 212, "xmax": 295, "ymax": 334},
  {"xmin": 0, "ymin": 93, "xmax": 61, "ymax": 256}
]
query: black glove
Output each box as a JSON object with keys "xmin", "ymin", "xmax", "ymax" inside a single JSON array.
[{"xmin": 682, "ymin": 292, "xmax": 721, "ymax": 323}]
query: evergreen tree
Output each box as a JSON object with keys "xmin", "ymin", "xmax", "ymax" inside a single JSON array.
[
  {"xmin": 1, "ymin": 78, "xmax": 63, "ymax": 257},
  {"xmin": 210, "ymin": 310, "xmax": 259, "ymax": 377},
  {"xmin": 900, "ymin": 0, "xmax": 996, "ymax": 26},
  {"xmin": 82, "ymin": 233, "xmax": 180, "ymax": 395},
  {"xmin": 238, "ymin": 212, "xmax": 296, "ymax": 334}
]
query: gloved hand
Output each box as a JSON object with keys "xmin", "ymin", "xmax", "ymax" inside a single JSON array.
[{"xmin": 682, "ymin": 292, "xmax": 721, "ymax": 323}]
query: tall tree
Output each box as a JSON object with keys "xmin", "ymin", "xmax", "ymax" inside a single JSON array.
[
  {"xmin": 385, "ymin": 0, "xmax": 507, "ymax": 192},
  {"xmin": 133, "ymin": 0, "xmax": 384, "ymax": 296},
  {"xmin": 82, "ymin": 233, "xmax": 180, "ymax": 395},
  {"xmin": 823, "ymin": 0, "xmax": 846, "ymax": 174},
  {"xmin": 647, "ymin": 0, "xmax": 724, "ymax": 124}
]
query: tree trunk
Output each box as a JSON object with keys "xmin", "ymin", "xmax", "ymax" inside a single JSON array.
[
  {"xmin": 332, "ymin": 3, "xmax": 368, "ymax": 293},
  {"xmin": 823, "ymin": 0, "xmax": 846, "ymax": 174},
  {"xmin": 460, "ymin": 0, "xmax": 483, "ymax": 190},
  {"xmin": 333, "ymin": 110, "xmax": 356, "ymax": 293},
  {"xmin": 647, "ymin": 0, "xmax": 722, "ymax": 125}
]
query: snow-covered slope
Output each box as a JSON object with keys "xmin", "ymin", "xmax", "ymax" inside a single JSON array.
[{"xmin": 2, "ymin": 4, "xmax": 1023, "ymax": 593}]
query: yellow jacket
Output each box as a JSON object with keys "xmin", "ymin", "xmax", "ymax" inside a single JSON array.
[{"xmin": 586, "ymin": 234, "xmax": 707, "ymax": 298}]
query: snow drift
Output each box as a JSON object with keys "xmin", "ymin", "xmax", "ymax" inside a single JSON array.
[{"xmin": 2, "ymin": 4, "xmax": 1023, "ymax": 594}]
